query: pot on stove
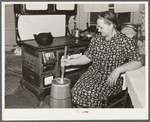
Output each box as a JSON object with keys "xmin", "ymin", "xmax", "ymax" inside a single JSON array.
[
  {"xmin": 71, "ymin": 28, "xmax": 83, "ymax": 38},
  {"xmin": 34, "ymin": 32, "xmax": 53, "ymax": 46}
]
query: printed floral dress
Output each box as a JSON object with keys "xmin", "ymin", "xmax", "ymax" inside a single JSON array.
[{"xmin": 71, "ymin": 31, "xmax": 143, "ymax": 108}]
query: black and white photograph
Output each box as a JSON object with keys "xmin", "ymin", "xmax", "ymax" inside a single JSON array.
[{"xmin": 2, "ymin": 1, "xmax": 148, "ymax": 121}]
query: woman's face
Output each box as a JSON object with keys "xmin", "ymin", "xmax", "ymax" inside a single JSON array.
[{"xmin": 97, "ymin": 18, "xmax": 113, "ymax": 37}]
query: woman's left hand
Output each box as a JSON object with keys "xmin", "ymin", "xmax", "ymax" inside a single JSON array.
[{"xmin": 107, "ymin": 68, "xmax": 121, "ymax": 87}]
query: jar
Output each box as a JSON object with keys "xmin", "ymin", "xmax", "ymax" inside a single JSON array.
[{"xmin": 137, "ymin": 24, "xmax": 141, "ymax": 39}]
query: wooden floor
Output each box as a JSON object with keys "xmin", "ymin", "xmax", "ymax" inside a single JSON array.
[{"xmin": 5, "ymin": 84, "xmax": 50, "ymax": 108}]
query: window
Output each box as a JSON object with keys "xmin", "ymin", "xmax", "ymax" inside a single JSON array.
[
  {"xmin": 90, "ymin": 4, "xmax": 131, "ymax": 26},
  {"xmin": 117, "ymin": 12, "xmax": 131, "ymax": 24}
]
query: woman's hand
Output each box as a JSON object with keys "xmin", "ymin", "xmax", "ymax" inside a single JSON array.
[
  {"xmin": 61, "ymin": 58, "xmax": 71, "ymax": 67},
  {"xmin": 107, "ymin": 68, "xmax": 121, "ymax": 87}
]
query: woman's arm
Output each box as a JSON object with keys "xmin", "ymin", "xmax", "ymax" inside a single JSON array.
[
  {"xmin": 117, "ymin": 61, "xmax": 142, "ymax": 73},
  {"xmin": 107, "ymin": 61, "xmax": 142, "ymax": 87},
  {"xmin": 61, "ymin": 55, "xmax": 91, "ymax": 67},
  {"xmin": 70, "ymin": 55, "xmax": 91, "ymax": 65}
]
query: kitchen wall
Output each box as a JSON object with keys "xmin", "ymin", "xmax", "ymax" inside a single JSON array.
[
  {"xmin": 5, "ymin": 4, "xmax": 145, "ymax": 51},
  {"xmin": 5, "ymin": 4, "xmax": 16, "ymax": 51},
  {"xmin": 131, "ymin": 4, "xmax": 145, "ymax": 24}
]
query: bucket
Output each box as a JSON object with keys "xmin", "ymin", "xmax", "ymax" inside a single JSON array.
[{"xmin": 50, "ymin": 78, "xmax": 72, "ymax": 108}]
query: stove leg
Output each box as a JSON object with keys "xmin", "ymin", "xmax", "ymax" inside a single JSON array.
[
  {"xmin": 38, "ymin": 94, "xmax": 46, "ymax": 107},
  {"xmin": 20, "ymin": 79, "xmax": 26, "ymax": 90},
  {"xmin": 39, "ymin": 99, "xmax": 44, "ymax": 107}
]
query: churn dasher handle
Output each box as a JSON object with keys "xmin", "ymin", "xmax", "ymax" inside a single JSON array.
[{"xmin": 61, "ymin": 46, "xmax": 67, "ymax": 83}]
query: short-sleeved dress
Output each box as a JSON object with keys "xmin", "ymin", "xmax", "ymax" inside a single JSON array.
[{"xmin": 71, "ymin": 31, "xmax": 143, "ymax": 108}]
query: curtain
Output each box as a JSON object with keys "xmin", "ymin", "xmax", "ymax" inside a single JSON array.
[
  {"xmin": 83, "ymin": 4, "xmax": 109, "ymax": 12},
  {"xmin": 114, "ymin": 4, "xmax": 140, "ymax": 13}
]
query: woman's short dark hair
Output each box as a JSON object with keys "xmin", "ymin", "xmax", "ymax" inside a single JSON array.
[{"xmin": 98, "ymin": 10, "xmax": 120, "ymax": 30}]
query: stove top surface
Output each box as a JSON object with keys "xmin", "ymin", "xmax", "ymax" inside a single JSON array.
[{"xmin": 21, "ymin": 36, "xmax": 90, "ymax": 50}]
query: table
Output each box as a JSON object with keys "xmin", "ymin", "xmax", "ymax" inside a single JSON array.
[{"xmin": 125, "ymin": 66, "xmax": 145, "ymax": 108}]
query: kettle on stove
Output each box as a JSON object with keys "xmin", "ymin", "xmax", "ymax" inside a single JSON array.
[
  {"xmin": 34, "ymin": 32, "xmax": 53, "ymax": 46},
  {"xmin": 71, "ymin": 28, "xmax": 83, "ymax": 38}
]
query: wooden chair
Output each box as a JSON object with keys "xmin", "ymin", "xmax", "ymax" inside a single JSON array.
[{"xmin": 102, "ymin": 88, "xmax": 128, "ymax": 108}]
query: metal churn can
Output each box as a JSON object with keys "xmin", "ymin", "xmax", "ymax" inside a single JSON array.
[{"xmin": 50, "ymin": 78, "xmax": 72, "ymax": 108}]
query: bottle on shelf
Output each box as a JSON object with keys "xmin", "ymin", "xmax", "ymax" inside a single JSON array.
[{"xmin": 137, "ymin": 23, "xmax": 141, "ymax": 39}]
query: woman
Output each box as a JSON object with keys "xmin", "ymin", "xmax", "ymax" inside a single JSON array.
[{"xmin": 61, "ymin": 11, "xmax": 143, "ymax": 108}]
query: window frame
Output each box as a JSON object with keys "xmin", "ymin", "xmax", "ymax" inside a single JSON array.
[{"xmin": 89, "ymin": 4, "xmax": 131, "ymax": 27}]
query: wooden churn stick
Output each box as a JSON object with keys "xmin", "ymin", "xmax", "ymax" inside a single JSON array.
[{"xmin": 61, "ymin": 46, "xmax": 67, "ymax": 83}]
